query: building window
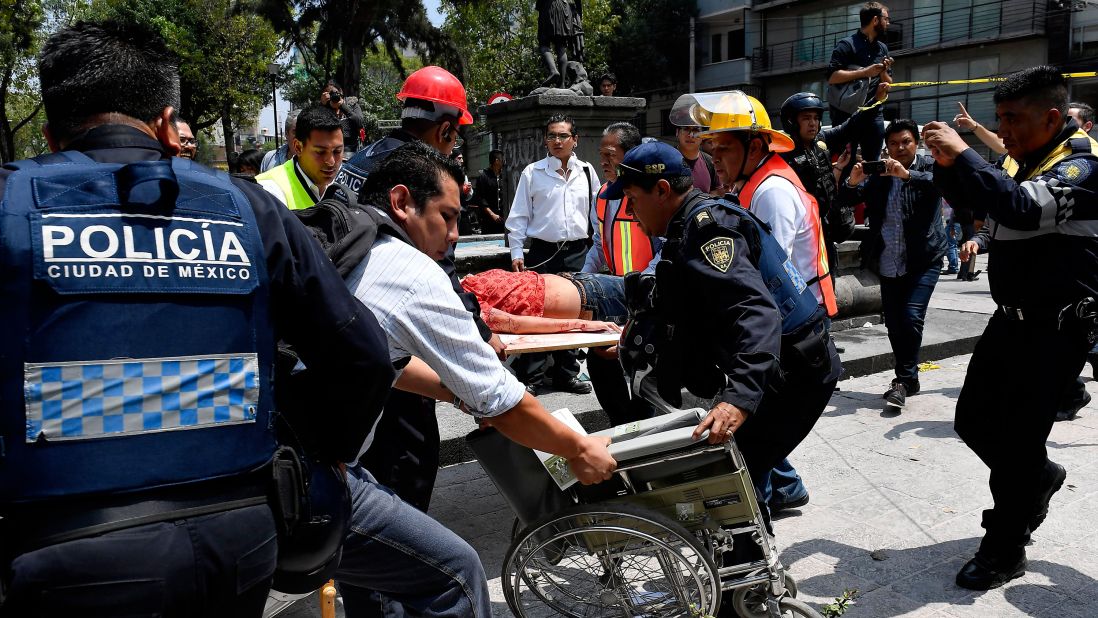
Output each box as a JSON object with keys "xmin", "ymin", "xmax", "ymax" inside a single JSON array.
[
  {"xmin": 711, "ymin": 33, "xmax": 723, "ymax": 63},
  {"xmin": 728, "ymin": 29, "xmax": 745, "ymax": 60},
  {"xmin": 913, "ymin": 0, "xmax": 1002, "ymax": 48},
  {"xmin": 798, "ymin": 4, "xmax": 860, "ymax": 65},
  {"xmin": 907, "ymin": 57, "xmax": 998, "ymax": 126}
]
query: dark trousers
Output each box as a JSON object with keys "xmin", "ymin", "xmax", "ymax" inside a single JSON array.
[
  {"xmin": 3, "ymin": 504, "xmax": 277, "ymax": 617},
  {"xmin": 955, "ymin": 312, "xmax": 1091, "ymax": 556},
  {"xmin": 512, "ymin": 238, "xmax": 588, "ymax": 387},
  {"xmin": 737, "ymin": 327, "xmax": 841, "ymax": 518},
  {"xmin": 588, "ymin": 350, "xmax": 655, "ymax": 426},
  {"xmin": 880, "ymin": 264, "xmax": 940, "ymax": 386},
  {"xmin": 360, "ymin": 390, "xmax": 440, "ymax": 512},
  {"xmin": 830, "ymin": 106, "xmax": 885, "ymax": 177}
]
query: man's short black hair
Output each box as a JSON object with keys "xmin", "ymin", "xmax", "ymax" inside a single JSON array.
[
  {"xmin": 295, "ymin": 104, "xmax": 342, "ymax": 143},
  {"xmin": 884, "ymin": 118, "xmax": 920, "ymax": 143},
  {"xmin": 39, "ymin": 20, "xmax": 181, "ymax": 142},
  {"xmin": 603, "ymin": 122, "xmax": 642, "ymax": 152},
  {"xmin": 618, "ymin": 173, "xmax": 693, "ymax": 195},
  {"xmin": 546, "ymin": 113, "xmax": 576, "ymax": 135},
  {"xmin": 1069, "ymin": 101, "xmax": 1094, "ymax": 125},
  {"xmin": 489, "ymin": 149, "xmax": 503, "ymax": 165},
  {"xmin": 860, "ymin": 2, "xmax": 887, "ymax": 27},
  {"xmin": 359, "ymin": 142, "xmax": 465, "ymax": 213},
  {"xmin": 993, "ymin": 66, "xmax": 1068, "ymax": 116},
  {"xmin": 599, "ymin": 72, "xmax": 617, "ymax": 85}
]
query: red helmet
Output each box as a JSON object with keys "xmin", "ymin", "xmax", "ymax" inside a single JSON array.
[{"xmin": 397, "ymin": 66, "xmax": 473, "ymax": 125}]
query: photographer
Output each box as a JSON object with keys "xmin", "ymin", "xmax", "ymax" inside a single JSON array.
[
  {"xmin": 838, "ymin": 119, "xmax": 948, "ymax": 409},
  {"xmin": 320, "ymin": 80, "xmax": 365, "ymax": 155},
  {"xmin": 827, "ymin": 2, "xmax": 893, "ymax": 172}
]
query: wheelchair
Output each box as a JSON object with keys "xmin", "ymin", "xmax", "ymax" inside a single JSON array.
[{"xmin": 468, "ymin": 374, "xmax": 822, "ymax": 618}]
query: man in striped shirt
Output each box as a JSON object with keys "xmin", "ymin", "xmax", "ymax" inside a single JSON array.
[{"xmin": 334, "ymin": 142, "xmax": 617, "ymax": 618}]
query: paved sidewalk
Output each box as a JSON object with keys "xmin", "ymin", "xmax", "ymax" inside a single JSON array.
[{"xmin": 434, "ymin": 353, "xmax": 1098, "ymax": 617}]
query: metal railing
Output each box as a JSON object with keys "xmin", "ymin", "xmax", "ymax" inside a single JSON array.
[{"xmin": 752, "ymin": 0, "xmax": 1046, "ymax": 75}]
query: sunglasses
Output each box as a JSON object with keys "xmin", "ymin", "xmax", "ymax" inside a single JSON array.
[{"xmin": 545, "ymin": 132, "xmax": 575, "ymax": 142}]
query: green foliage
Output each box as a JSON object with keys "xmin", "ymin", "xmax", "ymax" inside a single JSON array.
[
  {"xmin": 608, "ymin": 0, "xmax": 696, "ymax": 93},
  {"xmin": 0, "ymin": 0, "xmax": 46, "ymax": 162},
  {"xmin": 440, "ymin": 0, "xmax": 618, "ymax": 106},
  {"xmin": 358, "ymin": 48, "xmax": 422, "ymax": 122},
  {"xmin": 244, "ymin": 0, "xmax": 461, "ymax": 102},
  {"xmin": 821, "ymin": 588, "xmax": 859, "ymax": 618},
  {"xmin": 86, "ymin": 0, "xmax": 280, "ymax": 133}
]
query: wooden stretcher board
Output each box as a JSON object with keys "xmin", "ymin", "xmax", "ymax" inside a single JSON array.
[{"xmin": 499, "ymin": 332, "xmax": 621, "ymax": 356}]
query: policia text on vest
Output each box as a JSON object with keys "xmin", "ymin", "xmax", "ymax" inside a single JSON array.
[{"xmin": 39, "ymin": 213, "xmax": 254, "ymax": 285}]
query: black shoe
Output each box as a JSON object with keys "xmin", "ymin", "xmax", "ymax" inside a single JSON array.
[
  {"xmin": 525, "ymin": 383, "xmax": 539, "ymax": 396},
  {"xmin": 1030, "ymin": 462, "xmax": 1067, "ymax": 533},
  {"xmin": 883, "ymin": 381, "xmax": 908, "ymax": 407},
  {"xmin": 552, "ymin": 377, "xmax": 592, "ymax": 395},
  {"xmin": 965, "ymin": 270, "xmax": 982, "ymax": 281},
  {"xmin": 942, "ymin": 268, "xmax": 958, "ymax": 275},
  {"xmin": 1056, "ymin": 389, "xmax": 1090, "ymax": 422},
  {"xmin": 956, "ymin": 552, "xmax": 1026, "ymax": 590},
  {"xmin": 769, "ymin": 492, "xmax": 810, "ymax": 515}
]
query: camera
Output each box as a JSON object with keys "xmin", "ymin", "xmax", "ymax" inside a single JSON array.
[
  {"xmin": 329, "ymin": 92, "xmax": 342, "ymax": 104},
  {"xmin": 862, "ymin": 160, "xmax": 886, "ymax": 175}
]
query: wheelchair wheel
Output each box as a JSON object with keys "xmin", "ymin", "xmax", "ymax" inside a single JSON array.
[
  {"xmin": 774, "ymin": 596, "xmax": 824, "ymax": 618},
  {"xmin": 502, "ymin": 502, "xmax": 720, "ymax": 617},
  {"xmin": 730, "ymin": 573, "xmax": 799, "ymax": 618}
]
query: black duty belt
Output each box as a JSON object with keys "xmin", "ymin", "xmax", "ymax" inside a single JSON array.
[
  {"xmin": 999, "ymin": 298, "xmax": 1098, "ymax": 328},
  {"xmin": 3, "ymin": 469, "xmax": 270, "ymax": 556}
]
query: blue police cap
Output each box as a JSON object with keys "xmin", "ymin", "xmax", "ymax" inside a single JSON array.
[{"xmin": 600, "ymin": 141, "xmax": 694, "ymax": 200}]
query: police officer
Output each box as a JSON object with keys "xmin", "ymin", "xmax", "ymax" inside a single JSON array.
[
  {"xmin": 671, "ymin": 90, "xmax": 843, "ymax": 515},
  {"xmin": 606, "ymin": 142, "xmax": 838, "ymax": 525},
  {"xmin": 779, "ymin": 85, "xmax": 889, "ymax": 271},
  {"xmin": 924, "ymin": 66, "xmax": 1098, "ymax": 590},
  {"xmin": 0, "ymin": 21, "xmax": 394, "ymax": 615}
]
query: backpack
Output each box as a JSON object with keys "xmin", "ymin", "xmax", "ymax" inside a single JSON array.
[
  {"xmin": 273, "ymin": 185, "xmax": 411, "ymax": 463},
  {"xmin": 291, "ymin": 183, "xmax": 411, "ymax": 278}
]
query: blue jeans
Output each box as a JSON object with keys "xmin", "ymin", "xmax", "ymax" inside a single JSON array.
[
  {"xmin": 564, "ymin": 272, "xmax": 629, "ymax": 323},
  {"xmin": 879, "ymin": 264, "xmax": 941, "ymax": 386},
  {"xmin": 566, "ymin": 272, "xmax": 656, "ymax": 424},
  {"xmin": 336, "ymin": 466, "xmax": 491, "ymax": 618},
  {"xmin": 755, "ymin": 458, "xmax": 808, "ymax": 506},
  {"xmin": 946, "ymin": 223, "xmax": 961, "ymax": 271}
]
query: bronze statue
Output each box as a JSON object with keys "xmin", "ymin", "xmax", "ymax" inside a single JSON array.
[{"xmin": 536, "ymin": 0, "xmax": 585, "ymax": 88}]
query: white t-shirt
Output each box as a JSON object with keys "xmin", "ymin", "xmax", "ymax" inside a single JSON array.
[{"xmin": 743, "ymin": 175, "xmax": 825, "ymax": 305}]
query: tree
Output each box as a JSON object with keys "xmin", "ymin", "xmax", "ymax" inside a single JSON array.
[
  {"xmin": 87, "ymin": 0, "xmax": 280, "ymax": 154},
  {"xmin": 0, "ymin": 0, "xmax": 45, "ymax": 163},
  {"xmin": 607, "ymin": 0, "xmax": 695, "ymax": 94},
  {"xmin": 245, "ymin": 0, "xmax": 463, "ymax": 102},
  {"xmin": 440, "ymin": 0, "xmax": 618, "ymax": 107}
]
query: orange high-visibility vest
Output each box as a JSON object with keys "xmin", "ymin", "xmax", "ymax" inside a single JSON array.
[
  {"xmin": 595, "ymin": 183, "xmax": 655, "ymax": 275},
  {"xmin": 738, "ymin": 155, "xmax": 838, "ymax": 317}
]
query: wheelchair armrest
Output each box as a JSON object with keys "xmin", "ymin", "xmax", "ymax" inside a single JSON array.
[{"xmin": 607, "ymin": 425, "xmax": 708, "ymax": 463}]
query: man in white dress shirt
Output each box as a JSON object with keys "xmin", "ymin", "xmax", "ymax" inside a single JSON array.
[
  {"xmin": 334, "ymin": 142, "xmax": 616, "ymax": 617},
  {"xmin": 506, "ymin": 113, "xmax": 601, "ymax": 394}
]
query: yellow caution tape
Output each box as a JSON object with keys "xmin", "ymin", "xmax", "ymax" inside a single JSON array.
[
  {"xmin": 856, "ymin": 71, "xmax": 1098, "ymax": 111},
  {"xmin": 917, "ymin": 362, "xmax": 941, "ymax": 372},
  {"xmin": 889, "ymin": 71, "xmax": 1097, "ymax": 88}
]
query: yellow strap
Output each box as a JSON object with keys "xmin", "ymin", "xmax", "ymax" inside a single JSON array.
[{"xmin": 855, "ymin": 71, "xmax": 1098, "ymax": 112}]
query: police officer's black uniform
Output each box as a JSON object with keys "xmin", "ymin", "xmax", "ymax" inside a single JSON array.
[
  {"xmin": 934, "ymin": 118, "xmax": 1098, "ymax": 584},
  {"xmin": 780, "ymin": 101, "xmax": 868, "ymax": 266},
  {"xmin": 646, "ymin": 190, "xmax": 842, "ymax": 493},
  {"xmin": 0, "ymin": 125, "xmax": 395, "ymax": 615}
]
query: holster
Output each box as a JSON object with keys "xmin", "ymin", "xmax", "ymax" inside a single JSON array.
[{"xmin": 783, "ymin": 313, "xmax": 832, "ymax": 371}]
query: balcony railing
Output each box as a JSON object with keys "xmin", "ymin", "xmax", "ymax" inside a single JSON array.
[{"xmin": 752, "ymin": 0, "xmax": 1046, "ymax": 76}]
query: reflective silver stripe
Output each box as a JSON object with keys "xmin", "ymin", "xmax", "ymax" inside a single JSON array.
[{"xmin": 25, "ymin": 354, "xmax": 259, "ymax": 442}]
